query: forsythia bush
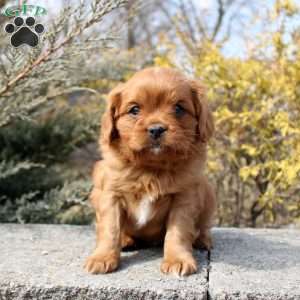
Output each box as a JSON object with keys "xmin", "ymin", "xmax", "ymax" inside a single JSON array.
[
  {"xmin": 155, "ymin": 2, "xmax": 300, "ymax": 227},
  {"xmin": 197, "ymin": 44, "xmax": 300, "ymax": 227}
]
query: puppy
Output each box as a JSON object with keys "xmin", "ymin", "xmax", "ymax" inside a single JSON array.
[{"xmin": 84, "ymin": 67, "xmax": 216, "ymax": 276}]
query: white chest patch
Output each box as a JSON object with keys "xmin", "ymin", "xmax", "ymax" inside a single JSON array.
[{"xmin": 135, "ymin": 195, "xmax": 155, "ymax": 228}]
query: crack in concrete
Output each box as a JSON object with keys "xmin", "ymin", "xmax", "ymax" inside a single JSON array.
[{"xmin": 206, "ymin": 250, "xmax": 211, "ymax": 300}]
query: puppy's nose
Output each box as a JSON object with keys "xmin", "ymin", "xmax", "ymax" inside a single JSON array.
[{"xmin": 148, "ymin": 124, "xmax": 167, "ymax": 140}]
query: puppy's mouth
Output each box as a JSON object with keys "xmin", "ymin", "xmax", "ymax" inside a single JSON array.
[
  {"xmin": 149, "ymin": 142, "xmax": 163, "ymax": 155},
  {"xmin": 137, "ymin": 141, "xmax": 166, "ymax": 155}
]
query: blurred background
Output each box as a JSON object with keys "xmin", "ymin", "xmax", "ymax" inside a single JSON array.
[{"xmin": 0, "ymin": 0, "xmax": 299, "ymax": 228}]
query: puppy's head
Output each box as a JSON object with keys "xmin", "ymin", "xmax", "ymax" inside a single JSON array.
[{"xmin": 101, "ymin": 67, "xmax": 214, "ymax": 166}]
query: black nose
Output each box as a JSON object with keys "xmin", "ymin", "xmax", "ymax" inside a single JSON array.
[{"xmin": 148, "ymin": 124, "xmax": 167, "ymax": 140}]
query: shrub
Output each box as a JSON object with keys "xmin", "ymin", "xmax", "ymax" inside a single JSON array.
[
  {"xmin": 0, "ymin": 110, "xmax": 97, "ymax": 223},
  {"xmin": 154, "ymin": 2, "xmax": 300, "ymax": 227}
]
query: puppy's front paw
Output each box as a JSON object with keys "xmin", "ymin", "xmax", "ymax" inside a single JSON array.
[
  {"xmin": 160, "ymin": 257, "xmax": 197, "ymax": 276},
  {"xmin": 84, "ymin": 253, "xmax": 119, "ymax": 274}
]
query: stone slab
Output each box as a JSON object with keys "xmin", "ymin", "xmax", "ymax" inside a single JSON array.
[
  {"xmin": 0, "ymin": 224, "xmax": 208, "ymax": 300},
  {"xmin": 1, "ymin": 224, "xmax": 299, "ymax": 300},
  {"xmin": 209, "ymin": 228, "xmax": 300, "ymax": 300}
]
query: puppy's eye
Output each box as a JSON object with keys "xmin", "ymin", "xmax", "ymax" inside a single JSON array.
[
  {"xmin": 175, "ymin": 103, "xmax": 186, "ymax": 117},
  {"xmin": 128, "ymin": 105, "xmax": 140, "ymax": 116}
]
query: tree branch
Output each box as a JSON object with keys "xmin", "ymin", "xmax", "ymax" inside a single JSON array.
[
  {"xmin": 211, "ymin": 0, "xmax": 225, "ymax": 41},
  {"xmin": 0, "ymin": 0, "xmax": 127, "ymax": 98}
]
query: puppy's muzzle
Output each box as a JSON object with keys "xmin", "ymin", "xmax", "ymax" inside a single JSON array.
[{"xmin": 148, "ymin": 124, "xmax": 167, "ymax": 140}]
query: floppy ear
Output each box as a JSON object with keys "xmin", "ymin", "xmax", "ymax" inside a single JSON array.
[
  {"xmin": 101, "ymin": 84, "xmax": 124, "ymax": 145},
  {"xmin": 189, "ymin": 80, "xmax": 214, "ymax": 143}
]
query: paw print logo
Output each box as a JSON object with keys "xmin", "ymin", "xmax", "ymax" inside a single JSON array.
[{"xmin": 4, "ymin": 17, "xmax": 45, "ymax": 48}]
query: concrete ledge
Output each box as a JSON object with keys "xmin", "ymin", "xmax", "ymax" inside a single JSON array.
[
  {"xmin": 0, "ymin": 224, "xmax": 208, "ymax": 300},
  {"xmin": 0, "ymin": 225, "xmax": 299, "ymax": 300},
  {"xmin": 210, "ymin": 228, "xmax": 300, "ymax": 300}
]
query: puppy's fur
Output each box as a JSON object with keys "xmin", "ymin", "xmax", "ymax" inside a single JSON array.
[{"xmin": 85, "ymin": 67, "xmax": 216, "ymax": 276}]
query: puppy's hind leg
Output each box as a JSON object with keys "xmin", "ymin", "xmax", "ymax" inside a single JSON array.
[
  {"xmin": 121, "ymin": 232, "xmax": 136, "ymax": 250},
  {"xmin": 194, "ymin": 228, "xmax": 213, "ymax": 251},
  {"xmin": 194, "ymin": 181, "xmax": 216, "ymax": 251}
]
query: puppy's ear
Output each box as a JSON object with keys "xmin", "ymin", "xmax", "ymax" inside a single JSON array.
[
  {"xmin": 101, "ymin": 84, "xmax": 124, "ymax": 144},
  {"xmin": 189, "ymin": 80, "xmax": 214, "ymax": 143}
]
